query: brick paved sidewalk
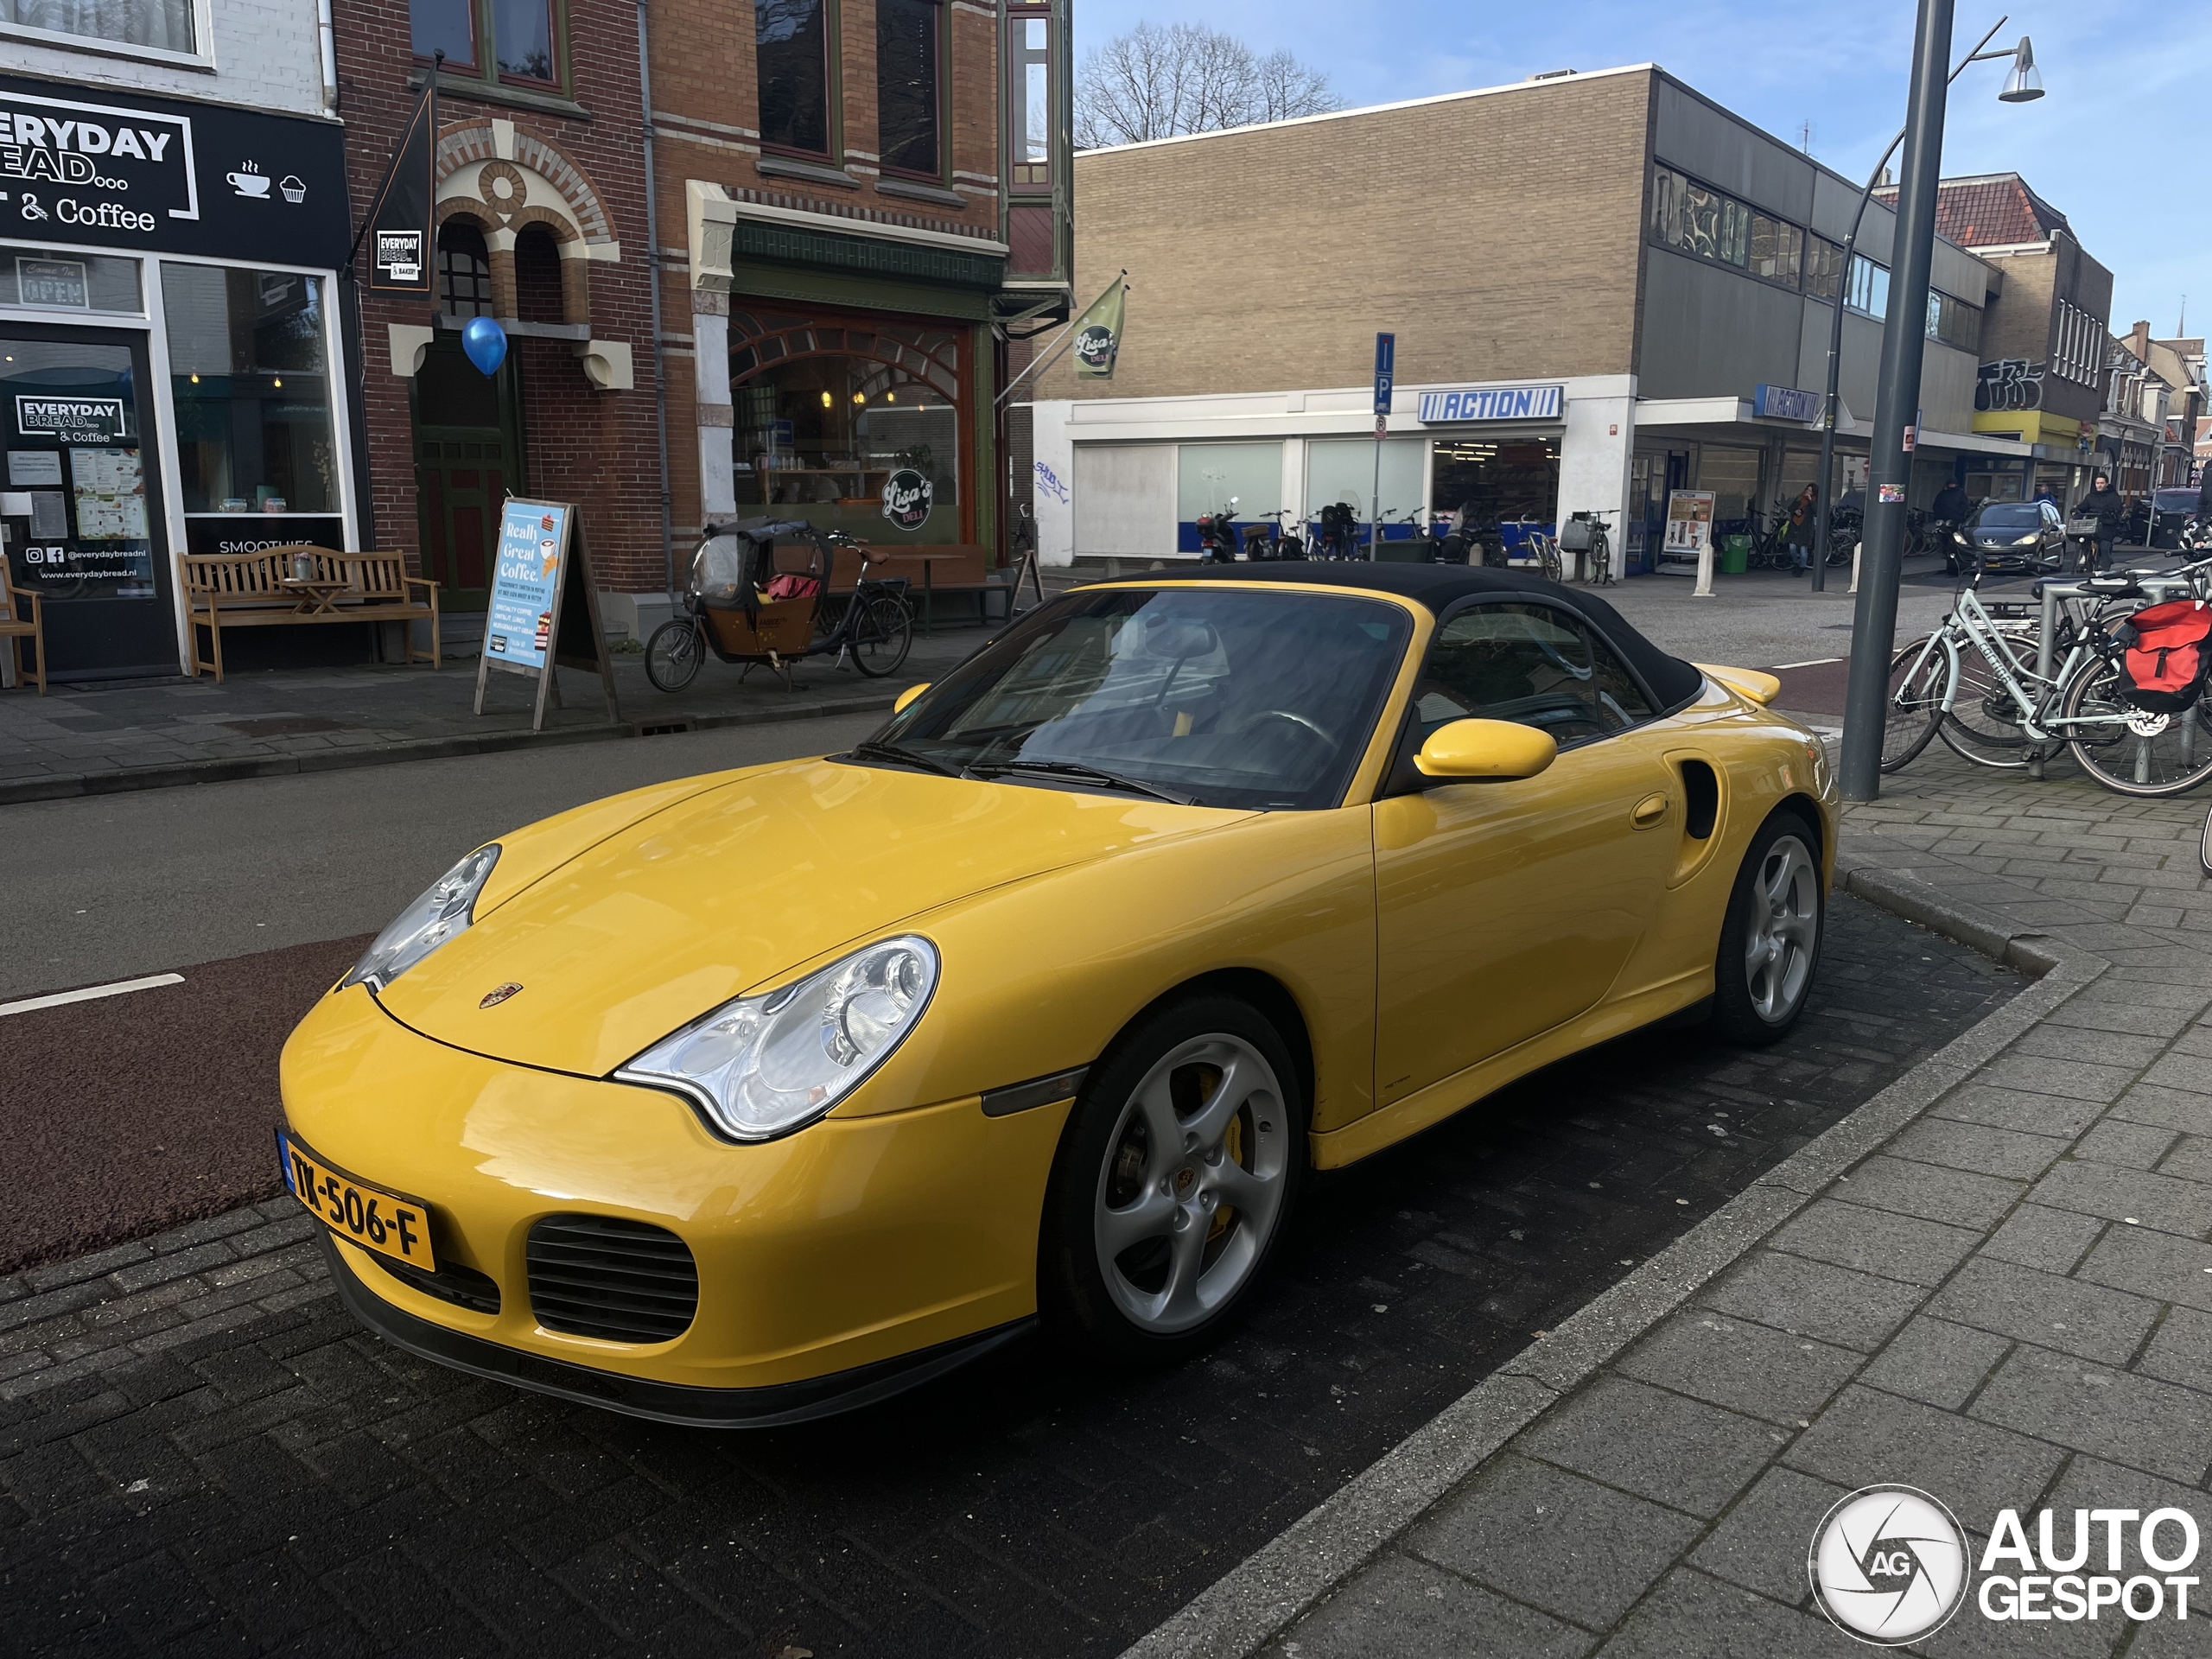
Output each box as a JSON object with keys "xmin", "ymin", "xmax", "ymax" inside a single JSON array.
[{"xmin": 1142, "ymin": 742, "xmax": 2212, "ymax": 1659}]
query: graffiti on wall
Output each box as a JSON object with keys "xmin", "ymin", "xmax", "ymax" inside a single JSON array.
[
  {"xmin": 1033, "ymin": 459, "xmax": 1070, "ymax": 505},
  {"xmin": 1974, "ymin": 359, "xmax": 2045, "ymax": 413}
]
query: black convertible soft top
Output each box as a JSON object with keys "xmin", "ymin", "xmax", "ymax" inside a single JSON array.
[{"xmin": 1125, "ymin": 563, "xmax": 1707, "ymax": 712}]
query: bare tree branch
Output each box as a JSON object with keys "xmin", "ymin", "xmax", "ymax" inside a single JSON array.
[{"xmin": 1076, "ymin": 21, "xmax": 1340, "ymax": 147}]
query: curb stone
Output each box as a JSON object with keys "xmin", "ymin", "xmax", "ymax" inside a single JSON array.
[
  {"xmin": 0, "ymin": 692, "xmax": 898, "ymax": 806},
  {"xmin": 1116, "ymin": 836, "xmax": 2106, "ymax": 1659}
]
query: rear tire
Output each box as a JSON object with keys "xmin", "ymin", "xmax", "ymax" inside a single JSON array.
[
  {"xmin": 644, "ymin": 618, "xmax": 702, "ymax": 693},
  {"xmin": 1039, "ymin": 995, "xmax": 1305, "ymax": 1366},
  {"xmin": 849, "ymin": 594, "xmax": 913, "ymax": 677},
  {"xmin": 2063, "ymin": 660, "xmax": 2212, "ymax": 798},
  {"xmin": 1710, "ymin": 812, "xmax": 1823, "ymax": 1046}
]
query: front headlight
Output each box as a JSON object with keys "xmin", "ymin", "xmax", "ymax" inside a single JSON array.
[
  {"xmin": 2015, "ymin": 534, "xmax": 2042, "ymax": 547},
  {"xmin": 342, "ymin": 844, "xmax": 501, "ymax": 992},
  {"xmin": 616, "ymin": 936, "xmax": 938, "ymax": 1141}
]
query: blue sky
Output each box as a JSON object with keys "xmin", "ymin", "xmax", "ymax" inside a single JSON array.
[{"xmin": 1077, "ymin": 2, "xmax": 2209, "ymax": 340}]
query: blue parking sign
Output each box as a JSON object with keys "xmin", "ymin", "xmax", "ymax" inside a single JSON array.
[{"xmin": 1374, "ymin": 333, "xmax": 1395, "ymax": 416}]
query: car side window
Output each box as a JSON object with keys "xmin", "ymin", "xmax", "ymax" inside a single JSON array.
[{"xmin": 1411, "ymin": 602, "xmax": 1656, "ymax": 748}]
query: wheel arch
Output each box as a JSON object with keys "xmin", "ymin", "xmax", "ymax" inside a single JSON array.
[{"xmin": 1085, "ymin": 967, "xmax": 1319, "ymax": 1160}]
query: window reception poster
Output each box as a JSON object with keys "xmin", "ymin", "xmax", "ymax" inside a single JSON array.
[{"xmin": 484, "ymin": 499, "xmax": 568, "ymax": 671}]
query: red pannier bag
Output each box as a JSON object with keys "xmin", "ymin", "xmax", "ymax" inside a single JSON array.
[
  {"xmin": 2118, "ymin": 599, "xmax": 2212, "ymax": 714},
  {"xmin": 762, "ymin": 572, "xmax": 821, "ymax": 601}
]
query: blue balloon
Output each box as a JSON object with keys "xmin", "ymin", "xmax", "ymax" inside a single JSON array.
[{"xmin": 462, "ymin": 315, "xmax": 507, "ymax": 377}]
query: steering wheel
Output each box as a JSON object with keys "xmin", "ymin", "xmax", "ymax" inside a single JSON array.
[{"xmin": 1241, "ymin": 709, "xmax": 1341, "ymax": 755}]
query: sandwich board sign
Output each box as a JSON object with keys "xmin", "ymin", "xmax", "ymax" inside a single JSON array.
[{"xmin": 474, "ymin": 497, "xmax": 620, "ymax": 731}]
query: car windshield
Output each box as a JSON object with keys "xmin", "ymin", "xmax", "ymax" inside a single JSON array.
[
  {"xmin": 2156, "ymin": 490, "xmax": 2198, "ymax": 512},
  {"xmin": 1974, "ymin": 505, "xmax": 2043, "ymax": 531},
  {"xmin": 859, "ymin": 587, "xmax": 1412, "ymax": 810}
]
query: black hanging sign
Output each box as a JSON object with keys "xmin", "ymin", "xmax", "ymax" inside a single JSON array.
[{"xmin": 360, "ymin": 79, "xmax": 436, "ymax": 293}]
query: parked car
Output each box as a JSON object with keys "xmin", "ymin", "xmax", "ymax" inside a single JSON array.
[
  {"xmin": 279, "ymin": 566, "xmax": 1838, "ymax": 1425},
  {"xmin": 2150, "ymin": 488, "xmax": 2202, "ymax": 550},
  {"xmin": 1948, "ymin": 500, "xmax": 2065, "ymax": 575}
]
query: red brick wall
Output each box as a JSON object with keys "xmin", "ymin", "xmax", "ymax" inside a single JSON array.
[{"xmin": 334, "ymin": 0, "xmax": 663, "ymax": 594}]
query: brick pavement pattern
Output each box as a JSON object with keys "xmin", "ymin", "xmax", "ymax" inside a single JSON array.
[
  {"xmin": 0, "ymin": 897, "xmax": 2013, "ymax": 1656},
  {"xmin": 1252, "ymin": 742, "xmax": 2212, "ymax": 1658}
]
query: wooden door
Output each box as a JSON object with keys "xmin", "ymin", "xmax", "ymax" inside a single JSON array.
[{"xmin": 411, "ymin": 334, "xmax": 522, "ymax": 610}]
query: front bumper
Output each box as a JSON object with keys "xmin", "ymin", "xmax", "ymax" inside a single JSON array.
[
  {"xmin": 282, "ymin": 984, "xmax": 1071, "ymax": 1404},
  {"xmin": 320, "ymin": 1232, "xmax": 1033, "ymax": 1426}
]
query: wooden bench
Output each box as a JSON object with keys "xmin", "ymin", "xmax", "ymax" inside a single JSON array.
[
  {"xmin": 785, "ymin": 543, "xmax": 1019, "ymax": 628},
  {"xmin": 1, "ymin": 551, "xmax": 47, "ymax": 695},
  {"xmin": 180, "ymin": 547, "xmax": 440, "ymax": 683}
]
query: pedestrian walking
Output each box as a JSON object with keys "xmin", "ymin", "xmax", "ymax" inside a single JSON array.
[
  {"xmin": 1786, "ymin": 484, "xmax": 1819, "ymax": 576},
  {"xmin": 1931, "ymin": 477, "xmax": 1970, "ymax": 533},
  {"xmin": 2082, "ymin": 471, "xmax": 2125, "ymax": 572}
]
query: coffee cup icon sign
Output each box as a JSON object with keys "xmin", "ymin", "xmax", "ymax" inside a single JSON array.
[{"xmin": 227, "ymin": 162, "xmax": 271, "ymax": 199}]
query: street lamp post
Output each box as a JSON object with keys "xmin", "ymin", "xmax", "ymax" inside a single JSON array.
[
  {"xmin": 1834, "ymin": 7, "xmax": 2043, "ymax": 799},
  {"xmin": 1811, "ymin": 17, "xmax": 2036, "ymax": 595}
]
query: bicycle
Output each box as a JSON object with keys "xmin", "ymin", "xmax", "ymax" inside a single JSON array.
[
  {"xmin": 1524, "ymin": 530, "xmax": 1565, "ymax": 583},
  {"xmin": 1561, "ymin": 509, "xmax": 1617, "ymax": 584},
  {"xmin": 1879, "ymin": 565, "xmax": 2212, "ymax": 797},
  {"xmin": 1745, "ymin": 504, "xmax": 1794, "ymax": 571}
]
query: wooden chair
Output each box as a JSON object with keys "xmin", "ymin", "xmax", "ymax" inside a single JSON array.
[{"xmin": 0, "ymin": 550, "xmax": 45, "ymax": 695}]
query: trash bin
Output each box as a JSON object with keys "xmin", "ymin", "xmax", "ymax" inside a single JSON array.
[{"xmin": 1719, "ymin": 534, "xmax": 1750, "ymax": 575}]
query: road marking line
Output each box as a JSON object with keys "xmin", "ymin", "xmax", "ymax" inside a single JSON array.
[
  {"xmin": 0, "ymin": 973, "xmax": 186, "ymax": 1018},
  {"xmin": 1770, "ymin": 658, "xmax": 1845, "ymax": 670}
]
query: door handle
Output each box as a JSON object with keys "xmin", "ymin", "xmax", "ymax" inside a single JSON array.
[{"xmin": 1630, "ymin": 792, "xmax": 1669, "ymax": 830}]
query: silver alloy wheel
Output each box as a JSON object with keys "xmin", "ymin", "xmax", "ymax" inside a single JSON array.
[
  {"xmin": 1092, "ymin": 1033, "xmax": 1290, "ymax": 1335},
  {"xmin": 1745, "ymin": 834, "xmax": 1819, "ymax": 1023}
]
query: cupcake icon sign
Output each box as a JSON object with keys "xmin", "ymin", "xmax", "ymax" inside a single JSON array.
[{"xmin": 279, "ymin": 175, "xmax": 307, "ymax": 204}]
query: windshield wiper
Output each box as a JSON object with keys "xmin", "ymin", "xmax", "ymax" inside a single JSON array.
[
  {"xmin": 848, "ymin": 740, "xmax": 963, "ymax": 779},
  {"xmin": 968, "ymin": 758, "xmax": 1195, "ymax": 805}
]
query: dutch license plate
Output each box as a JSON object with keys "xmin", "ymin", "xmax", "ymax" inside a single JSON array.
[{"xmin": 277, "ymin": 1130, "xmax": 435, "ymax": 1272}]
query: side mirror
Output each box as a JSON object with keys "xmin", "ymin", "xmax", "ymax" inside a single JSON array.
[
  {"xmin": 893, "ymin": 683, "xmax": 931, "ymax": 714},
  {"xmin": 1414, "ymin": 718, "xmax": 1557, "ymax": 781}
]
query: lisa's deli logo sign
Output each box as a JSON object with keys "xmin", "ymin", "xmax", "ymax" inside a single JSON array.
[
  {"xmin": 16, "ymin": 396, "xmax": 124, "ymax": 442},
  {"xmin": 0, "ymin": 91, "xmax": 197, "ymax": 236},
  {"xmin": 881, "ymin": 467, "xmax": 933, "ymax": 531}
]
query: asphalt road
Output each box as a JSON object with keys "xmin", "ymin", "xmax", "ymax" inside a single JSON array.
[
  {"xmin": 0, "ymin": 710, "xmax": 886, "ymax": 1003},
  {"xmin": 0, "ymin": 896, "xmax": 2021, "ymax": 1657}
]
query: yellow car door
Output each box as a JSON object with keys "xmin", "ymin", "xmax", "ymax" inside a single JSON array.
[{"xmin": 1372, "ymin": 601, "xmax": 1684, "ymax": 1112}]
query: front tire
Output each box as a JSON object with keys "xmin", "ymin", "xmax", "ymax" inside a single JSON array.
[
  {"xmin": 1039, "ymin": 995, "xmax": 1305, "ymax": 1365},
  {"xmin": 644, "ymin": 618, "xmax": 702, "ymax": 692},
  {"xmin": 1711, "ymin": 814, "xmax": 1823, "ymax": 1046}
]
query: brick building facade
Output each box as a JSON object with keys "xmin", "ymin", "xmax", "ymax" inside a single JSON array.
[{"xmin": 335, "ymin": 0, "xmax": 660, "ymax": 631}]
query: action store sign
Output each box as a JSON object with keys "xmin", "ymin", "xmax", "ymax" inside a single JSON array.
[{"xmin": 0, "ymin": 73, "xmax": 347, "ymax": 266}]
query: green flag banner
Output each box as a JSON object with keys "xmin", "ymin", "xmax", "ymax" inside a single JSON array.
[{"xmin": 1072, "ymin": 281, "xmax": 1126, "ymax": 379}]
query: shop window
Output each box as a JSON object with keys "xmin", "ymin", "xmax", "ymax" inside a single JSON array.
[
  {"xmin": 1008, "ymin": 3, "xmax": 1053, "ymax": 190},
  {"xmin": 3, "ymin": 248, "xmax": 142, "ymax": 314},
  {"xmin": 411, "ymin": 0, "xmax": 561, "ymax": 89},
  {"xmin": 1846, "ymin": 255, "xmax": 1889, "ymax": 319},
  {"xmin": 1749, "ymin": 213, "xmax": 1801, "ymax": 286},
  {"xmin": 1695, "ymin": 443, "xmax": 1764, "ymax": 534},
  {"xmin": 877, "ymin": 0, "xmax": 943, "ymax": 178},
  {"xmin": 1804, "ymin": 235, "xmax": 1845, "ymax": 303},
  {"xmin": 730, "ymin": 313, "xmax": 965, "ymax": 542},
  {"xmin": 437, "ymin": 223, "xmax": 495, "ymax": 316},
  {"xmin": 512, "ymin": 225, "xmax": 563, "ymax": 323},
  {"xmin": 161, "ymin": 264, "xmax": 337, "ymax": 515},
  {"xmin": 757, "ymin": 0, "xmax": 832, "ymax": 156},
  {"xmin": 1176, "ymin": 443, "xmax": 1282, "ymax": 525},
  {"xmin": 1428, "ymin": 436, "xmax": 1559, "ymax": 531},
  {"xmin": 3, "ymin": 0, "xmax": 195, "ymax": 56},
  {"xmin": 1308, "ymin": 438, "xmax": 1423, "ymax": 528}
]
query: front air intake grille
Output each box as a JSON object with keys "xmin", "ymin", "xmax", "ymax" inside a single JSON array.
[
  {"xmin": 370, "ymin": 1251, "xmax": 502, "ymax": 1314},
  {"xmin": 525, "ymin": 1214, "xmax": 699, "ymax": 1343}
]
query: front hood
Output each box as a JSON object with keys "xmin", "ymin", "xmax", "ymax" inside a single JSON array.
[{"xmin": 373, "ymin": 758, "xmax": 1249, "ymax": 1077}]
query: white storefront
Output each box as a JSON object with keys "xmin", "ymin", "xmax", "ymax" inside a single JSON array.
[{"xmin": 1026, "ymin": 372, "xmax": 1637, "ymax": 570}]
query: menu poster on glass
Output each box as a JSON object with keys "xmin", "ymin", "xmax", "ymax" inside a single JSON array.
[
  {"xmin": 473, "ymin": 497, "xmax": 619, "ymax": 733},
  {"xmin": 1663, "ymin": 490, "xmax": 1717, "ymax": 556},
  {"xmin": 70, "ymin": 448, "xmax": 149, "ymax": 542}
]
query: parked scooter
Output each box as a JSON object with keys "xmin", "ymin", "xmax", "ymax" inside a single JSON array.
[
  {"xmin": 1240, "ymin": 509, "xmax": 1306, "ymax": 561},
  {"xmin": 1197, "ymin": 497, "xmax": 1242, "ymax": 563},
  {"xmin": 1313, "ymin": 500, "xmax": 1360, "ymax": 560}
]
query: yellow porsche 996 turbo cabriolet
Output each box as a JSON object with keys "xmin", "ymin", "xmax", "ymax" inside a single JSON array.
[{"xmin": 279, "ymin": 563, "xmax": 1835, "ymax": 1426}]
